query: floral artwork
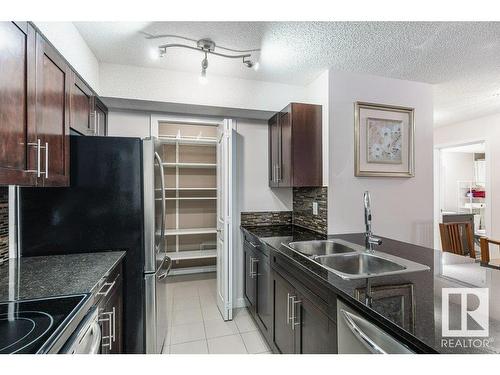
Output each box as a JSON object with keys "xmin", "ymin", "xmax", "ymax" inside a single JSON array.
[{"xmin": 366, "ymin": 118, "xmax": 402, "ymax": 164}]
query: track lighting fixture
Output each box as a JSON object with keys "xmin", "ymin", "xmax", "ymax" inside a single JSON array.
[{"xmin": 144, "ymin": 33, "xmax": 260, "ymax": 81}]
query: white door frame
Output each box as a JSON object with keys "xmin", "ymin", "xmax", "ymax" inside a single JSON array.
[{"xmin": 433, "ymin": 139, "xmax": 491, "ymax": 249}]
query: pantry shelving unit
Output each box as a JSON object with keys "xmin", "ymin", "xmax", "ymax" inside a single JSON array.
[{"xmin": 158, "ymin": 122, "xmax": 219, "ymax": 275}]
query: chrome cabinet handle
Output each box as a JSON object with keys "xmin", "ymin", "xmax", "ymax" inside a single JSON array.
[
  {"xmin": 27, "ymin": 139, "xmax": 41, "ymax": 177},
  {"xmin": 340, "ymin": 309, "xmax": 386, "ymax": 354},
  {"xmin": 111, "ymin": 307, "xmax": 116, "ymax": 344},
  {"xmin": 287, "ymin": 293, "xmax": 291, "ymax": 325},
  {"xmin": 249, "ymin": 257, "xmax": 255, "ymax": 278},
  {"xmin": 97, "ymin": 280, "xmax": 116, "ymax": 297},
  {"xmin": 291, "ymin": 297, "xmax": 301, "ymax": 330},
  {"xmin": 93, "ymin": 110, "xmax": 97, "ymax": 135},
  {"xmin": 249, "ymin": 242, "xmax": 259, "ymax": 248},
  {"xmin": 44, "ymin": 142, "xmax": 49, "ymax": 178},
  {"xmin": 250, "ymin": 257, "xmax": 259, "ymax": 278},
  {"xmin": 99, "ymin": 308, "xmax": 116, "ymax": 350}
]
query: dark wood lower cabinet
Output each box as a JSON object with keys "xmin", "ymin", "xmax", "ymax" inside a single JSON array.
[
  {"xmin": 295, "ymin": 292, "xmax": 337, "ymax": 354},
  {"xmin": 98, "ymin": 262, "xmax": 123, "ymax": 354},
  {"xmin": 272, "ymin": 271, "xmax": 296, "ymax": 354},
  {"xmin": 241, "ymin": 230, "xmax": 338, "ymax": 354},
  {"xmin": 255, "ymin": 249, "xmax": 272, "ymax": 333}
]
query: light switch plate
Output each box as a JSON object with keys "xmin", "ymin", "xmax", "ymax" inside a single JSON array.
[{"xmin": 312, "ymin": 201, "xmax": 318, "ymax": 216}]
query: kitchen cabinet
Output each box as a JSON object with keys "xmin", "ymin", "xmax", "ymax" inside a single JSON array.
[
  {"xmin": 0, "ymin": 21, "xmax": 108, "ymax": 186},
  {"xmin": 268, "ymin": 103, "xmax": 322, "ymax": 188},
  {"xmin": 0, "ymin": 22, "xmax": 37, "ymax": 186},
  {"xmin": 70, "ymin": 73, "xmax": 94, "ymax": 136},
  {"xmin": 243, "ymin": 237, "xmax": 272, "ymax": 341},
  {"xmin": 94, "ymin": 98, "xmax": 108, "ymax": 136},
  {"xmin": 272, "ymin": 268, "xmax": 337, "ymax": 354},
  {"xmin": 272, "ymin": 271, "xmax": 296, "ymax": 353},
  {"xmin": 70, "ymin": 75, "xmax": 108, "ymax": 136},
  {"xmin": 34, "ymin": 32, "xmax": 71, "ymax": 187},
  {"xmin": 243, "ymin": 241, "xmax": 257, "ymax": 309},
  {"xmin": 97, "ymin": 262, "xmax": 123, "ymax": 354}
]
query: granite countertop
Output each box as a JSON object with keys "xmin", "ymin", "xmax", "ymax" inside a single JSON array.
[
  {"xmin": 0, "ymin": 251, "xmax": 126, "ymax": 302},
  {"xmin": 242, "ymin": 224, "xmax": 500, "ymax": 354}
]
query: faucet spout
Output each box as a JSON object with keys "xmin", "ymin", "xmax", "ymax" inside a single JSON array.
[{"xmin": 363, "ymin": 191, "xmax": 382, "ymax": 252}]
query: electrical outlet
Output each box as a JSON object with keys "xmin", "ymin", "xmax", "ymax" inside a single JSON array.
[{"xmin": 312, "ymin": 201, "xmax": 318, "ymax": 216}]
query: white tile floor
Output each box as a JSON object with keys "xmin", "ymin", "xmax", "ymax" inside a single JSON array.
[{"xmin": 163, "ymin": 273, "xmax": 272, "ymax": 354}]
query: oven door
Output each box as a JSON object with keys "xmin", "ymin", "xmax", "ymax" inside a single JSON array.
[{"xmin": 60, "ymin": 307, "xmax": 101, "ymax": 354}]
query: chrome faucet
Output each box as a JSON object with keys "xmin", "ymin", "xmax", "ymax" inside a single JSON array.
[{"xmin": 363, "ymin": 191, "xmax": 382, "ymax": 253}]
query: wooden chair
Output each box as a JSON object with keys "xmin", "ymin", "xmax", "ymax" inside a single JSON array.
[
  {"xmin": 439, "ymin": 222, "xmax": 476, "ymax": 258},
  {"xmin": 479, "ymin": 237, "xmax": 500, "ymax": 264}
]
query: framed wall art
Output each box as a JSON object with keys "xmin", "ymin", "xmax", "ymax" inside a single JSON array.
[{"xmin": 354, "ymin": 102, "xmax": 415, "ymax": 177}]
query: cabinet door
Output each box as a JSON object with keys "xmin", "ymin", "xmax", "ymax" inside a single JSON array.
[
  {"xmin": 35, "ymin": 33, "xmax": 70, "ymax": 187},
  {"xmin": 70, "ymin": 72, "xmax": 94, "ymax": 136},
  {"xmin": 95, "ymin": 105, "xmax": 107, "ymax": 136},
  {"xmin": 243, "ymin": 243, "xmax": 257, "ymax": 310},
  {"xmin": 268, "ymin": 115, "xmax": 279, "ymax": 188},
  {"xmin": 272, "ymin": 271, "xmax": 295, "ymax": 354},
  {"xmin": 0, "ymin": 22, "xmax": 37, "ymax": 186},
  {"xmin": 255, "ymin": 250, "xmax": 271, "ymax": 333},
  {"xmin": 278, "ymin": 106, "xmax": 292, "ymax": 187},
  {"xmin": 294, "ymin": 293, "xmax": 337, "ymax": 354}
]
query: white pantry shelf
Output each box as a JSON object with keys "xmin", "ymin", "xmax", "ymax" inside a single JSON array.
[
  {"xmin": 165, "ymin": 197, "xmax": 216, "ymax": 201},
  {"xmin": 165, "ymin": 227, "xmax": 217, "ymax": 236},
  {"xmin": 168, "ymin": 249, "xmax": 217, "ymax": 261},
  {"xmin": 163, "ymin": 162, "xmax": 216, "ymax": 169}
]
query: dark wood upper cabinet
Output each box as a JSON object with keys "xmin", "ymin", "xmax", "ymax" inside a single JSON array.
[
  {"xmin": 0, "ymin": 21, "xmax": 108, "ymax": 187},
  {"xmin": 94, "ymin": 98, "xmax": 108, "ymax": 136},
  {"xmin": 0, "ymin": 22, "xmax": 37, "ymax": 186},
  {"xmin": 35, "ymin": 33, "xmax": 71, "ymax": 187},
  {"xmin": 268, "ymin": 103, "xmax": 322, "ymax": 187},
  {"xmin": 70, "ymin": 73, "xmax": 94, "ymax": 136},
  {"xmin": 70, "ymin": 75, "xmax": 108, "ymax": 137}
]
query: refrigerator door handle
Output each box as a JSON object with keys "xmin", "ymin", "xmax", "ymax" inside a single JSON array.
[
  {"xmin": 158, "ymin": 256, "xmax": 172, "ymax": 280},
  {"xmin": 154, "ymin": 151, "xmax": 166, "ymax": 255}
]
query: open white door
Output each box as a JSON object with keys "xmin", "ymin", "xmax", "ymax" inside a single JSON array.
[{"xmin": 216, "ymin": 119, "xmax": 234, "ymax": 321}]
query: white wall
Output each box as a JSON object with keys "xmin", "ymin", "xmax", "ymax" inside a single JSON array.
[
  {"xmin": 435, "ymin": 113, "xmax": 500, "ymax": 238},
  {"xmin": 99, "ymin": 63, "xmax": 307, "ymax": 112},
  {"xmin": 328, "ymin": 70, "xmax": 434, "ymax": 248},
  {"xmin": 34, "ymin": 22, "xmax": 100, "ymax": 92},
  {"xmin": 441, "ymin": 152, "xmax": 474, "ymax": 212},
  {"xmin": 305, "ymin": 70, "xmax": 330, "ymax": 186},
  {"xmin": 107, "ymin": 110, "xmax": 151, "ymax": 138}
]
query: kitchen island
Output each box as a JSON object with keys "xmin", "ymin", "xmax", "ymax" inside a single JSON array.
[{"xmin": 241, "ymin": 225, "xmax": 500, "ymax": 354}]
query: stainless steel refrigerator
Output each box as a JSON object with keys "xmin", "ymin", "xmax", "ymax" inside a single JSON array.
[{"xmin": 19, "ymin": 135, "xmax": 170, "ymax": 354}]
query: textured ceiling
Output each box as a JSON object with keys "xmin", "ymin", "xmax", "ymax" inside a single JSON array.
[{"xmin": 74, "ymin": 21, "xmax": 500, "ymax": 126}]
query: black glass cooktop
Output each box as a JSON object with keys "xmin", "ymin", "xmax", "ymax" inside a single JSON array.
[{"xmin": 0, "ymin": 295, "xmax": 86, "ymax": 354}]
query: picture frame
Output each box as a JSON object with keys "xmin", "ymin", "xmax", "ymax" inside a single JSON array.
[
  {"xmin": 354, "ymin": 102, "xmax": 415, "ymax": 177},
  {"xmin": 355, "ymin": 283, "xmax": 416, "ymax": 333}
]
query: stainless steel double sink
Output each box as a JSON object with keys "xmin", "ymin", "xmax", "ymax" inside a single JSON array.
[{"xmin": 282, "ymin": 239, "xmax": 429, "ymax": 280}]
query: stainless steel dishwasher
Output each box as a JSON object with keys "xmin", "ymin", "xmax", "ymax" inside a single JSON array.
[{"xmin": 337, "ymin": 299, "xmax": 414, "ymax": 354}]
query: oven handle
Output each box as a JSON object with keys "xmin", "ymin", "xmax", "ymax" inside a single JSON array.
[{"xmin": 89, "ymin": 321, "xmax": 102, "ymax": 354}]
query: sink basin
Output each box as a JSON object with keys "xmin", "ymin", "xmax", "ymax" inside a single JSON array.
[
  {"xmin": 315, "ymin": 253, "xmax": 406, "ymax": 279},
  {"xmin": 287, "ymin": 240, "xmax": 360, "ymax": 257}
]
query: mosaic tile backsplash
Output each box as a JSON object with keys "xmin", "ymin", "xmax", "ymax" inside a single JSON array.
[
  {"xmin": 293, "ymin": 187, "xmax": 328, "ymax": 234},
  {"xmin": 240, "ymin": 211, "xmax": 292, "ymax": 227},
  {"xmin": 240, "ymin": 186, "xmax": 328, "ymax": 234},
  {"xmin": 0, "ymin": 187, "xmax": 8, "ymax": 265}
]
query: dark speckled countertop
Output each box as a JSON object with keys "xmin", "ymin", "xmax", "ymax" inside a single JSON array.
[
  {"xmin": 0, "ymin": 251, "xmax": 125, "ymax": 302},
  {"xmin": 242, "ymin": 225, "xmax": 500, "ymax": 354}
]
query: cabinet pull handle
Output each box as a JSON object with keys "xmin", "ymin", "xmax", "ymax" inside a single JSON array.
[
  {"xmin": 291, "ymin": 298, "xmax": 302, "ymax": 331},
  {"xmin": 27, "ymin": 139, "xmax": 41, "ymax": 177},
  {"xmin": 97, "ymin": 280, "xmax": 116, "ymax": 297},
  {"xmin": 94, "ymin": 110, "xmax": 97, "ymax": 135},
  {"xmin": 44, "ymin": 142, "xmax": 49, "ymax": 179},
  {"xmin": 111, "ymin": 307, "xmax": 116, "ymax": 343},
  {"xmin": 287, "ymin": 293, "xmax": 291, "ymax": 325}
]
